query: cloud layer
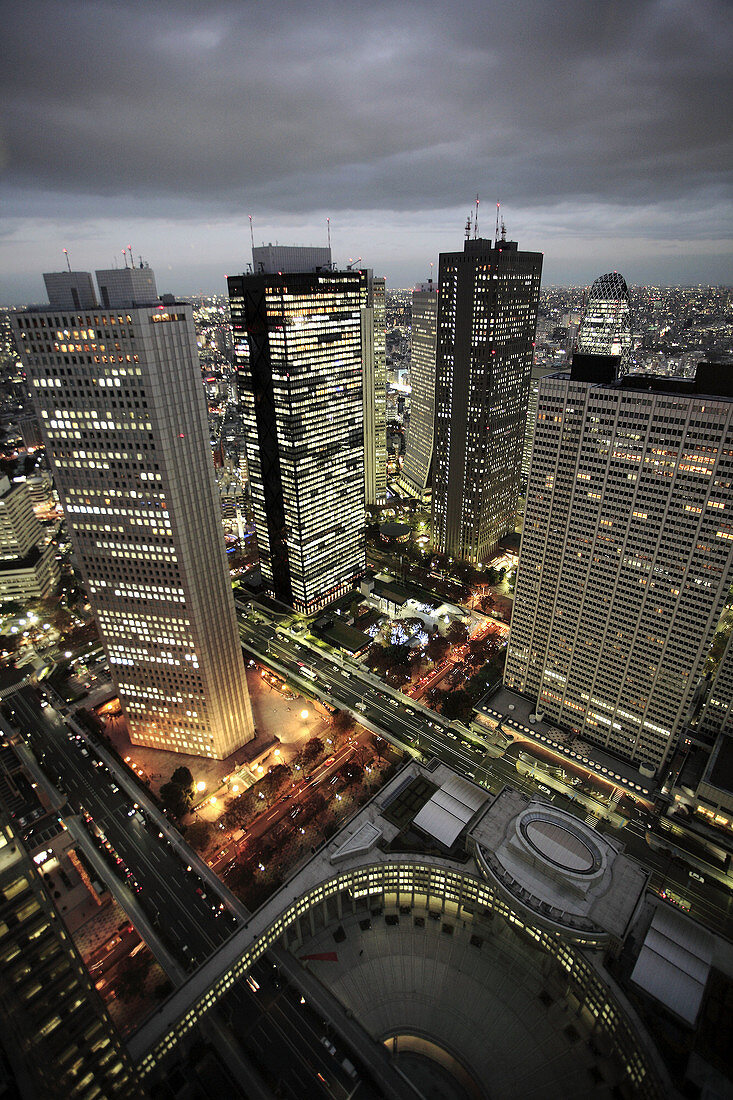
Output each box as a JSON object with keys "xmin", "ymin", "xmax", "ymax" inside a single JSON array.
[{"xmin": 1, "ymin": 0, "xmax": 731, "ymax": 298}]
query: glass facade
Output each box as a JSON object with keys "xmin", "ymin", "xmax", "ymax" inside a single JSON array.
[
  {"xmin": 432, "ymin": 239, "xmax": 542, "ymax": 563},
  {"xmin": 11, "ymin": 271, "xmax": 255, "ymax": 759},
  {"xmin": 577, "ymin": 272, "xmax": 632, "ymax": 371},
  {"xmin": 400, "ymin": 281, "xmax": 438, "ymax": 501},
  {"xmin": 229, "ymin": 271, "xmax": 366, "ymax": 614}
]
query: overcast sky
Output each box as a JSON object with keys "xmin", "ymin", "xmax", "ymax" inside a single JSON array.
[{"xmin": 1, "ymin": 0, "xmax": 731, "ymax": 302}]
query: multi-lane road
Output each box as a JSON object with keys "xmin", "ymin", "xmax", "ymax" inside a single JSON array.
[
  {"xmin": 237, "ymin": 601, "xmax": 733, "ymax": 938},
  {"xmin": 1, "ymin": 687, "xmax": 236, "ymax": 969}
]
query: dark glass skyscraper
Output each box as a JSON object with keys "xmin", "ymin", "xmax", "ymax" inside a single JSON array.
[
  {"xmin": 228, "ymin": 269, "xmax": 365, "ymax": 613},
  {"xmin": 432, "ymin": 236, "xmax": 542, "ymax": 563}
]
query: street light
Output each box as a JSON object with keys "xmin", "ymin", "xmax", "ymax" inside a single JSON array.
[
  {"xmin": 196, "ymin": 780, "xmax": 206, "ymax": 793},
  {"xmin": 300, "ymin": 709, "xmax": 309, "ymax": 719}
]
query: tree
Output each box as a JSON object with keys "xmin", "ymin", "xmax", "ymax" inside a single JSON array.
[
  {"xmin": 370, "ymin": 733, "xmax": 387, "ymax": 760},
  {"xmin": 340, "ymin": 761, "xmax": 364, "ymax": 787},
  {"xmin": 301, "ymin": 737, "xmax": 324, "ymax": 765},
  {"xmin": 332, "ymin": 710, "xmax": 355, "ymax": 737},
  {"xmin": 222, "ymin": 799, "xmax": 248, "ymax": 831},
  {"xmin": 260, "ymin": 763, "xmax": 291, "ymax": 806},
  {"xmin": 185, "ymin": 819, "xmax": 215, "ymax": 852},
  {"xmin": 227, "ymin": 860, "xmax": 255, "ymax": 894},
  {"xmin": 468, "ymin": 637, "xmax": 490, "ymax": 664},
  {"xmin": 426, "ymin": 634, "xmax": 450, "ymax": 663},
  {"xmin": 115, "ymin": 951, "xmax": 152, "ymax": 1002},
  {"xmin": 160, "ymin": 781, "xmax": 189, "ymax": 818},
  {"xmin": 352, "ymin": 745, "xmax": 370, "ymax": 769},
  {"xmin": 478, "ymin": 593, "xmax": 495, "ymax": 615},
  {"xmin": 170, "ymin": 766, "xmax": 195, "ymax": 805},
  {"xmin": 441, "ymin": 689, "xmax": 474, "ymax": 723},
  {"xmin": 446, "ymin": 621, "xmax": 469, "ymax": 646}
]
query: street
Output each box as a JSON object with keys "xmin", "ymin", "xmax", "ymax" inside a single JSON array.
[
  {"xmin": 1, "ymin": 687, "xmax": 237, "ymax": 969},
  {"xmin": 237, "ymin": 601, "xmax": 733, "ymax": 939}
]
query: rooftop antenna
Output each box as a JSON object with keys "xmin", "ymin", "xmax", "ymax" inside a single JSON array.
[
  {"xmin": 429, "ymin": 260, "xmax": 434, "ymax": 284},
  {"xmin": 500, "ymin": 217, "xmax": 506, "ymax": 242},
  {"xmin": 327, "ymin": 217, "xmax": 332, "ymax": 253},
  {"xmin": 464, "ymin": 212, "xmax": 472, "ymax": 241},
  {"xmin": 474, "ymin": 194, "xmax": 480, "ymax": 239},
  {"xmin": 127, "ymin": 245, "xmax": 134, "ymax": 269},
  {"xmin": 122, "ymin": 248, "xmax": 129, "ymax": 268},
  {"xmin": 495, "ymin": 201, "xmax": 500, "ymax": 246},
  {"xmin": 62, "ymin": 248, "xmax": 71, "ymax": 273},
  {"xmin": 248, "ymin": 215, "xmax": 255, "ymax": 256}
]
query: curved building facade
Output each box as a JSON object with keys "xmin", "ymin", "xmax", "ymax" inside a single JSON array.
[{"xmin": 577, "ymin": 272, "xmax": 632, "ymax": 370}]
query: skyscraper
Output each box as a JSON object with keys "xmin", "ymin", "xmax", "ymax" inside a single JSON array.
[
  {"xmin": 521, "ymin": 364, "xmax": 557, "ymax": 485},
  {"xmin": 399, "ymin": 279, "xmax": 438, "ymax": 503},
  {"xmin": 0, "ymin": 808, "xmax": 138, "ymax": 1096},
  {"xmin": 11, "ymin": 266, "xmax": 254, "ymax": 759},
  {"xmin": 577, "ymin": 271, "xmax": 632, "ymax": 370},
  {"xmin": 361, "ymin": 271, "xmax": 387, "ymax": 507},
  {"xmin": 505, "ymin": 357, "xmax": 733, "ymax": 774},
  {"xmin": 228, "ymin": 268, "xmax": 365, "ymax": 613},
  {"xmin": 432, "ymin": 236, "xmax": 543, "ymax": 563},
  {"xmin": 0, "ymin": 476, "xmax": 59, "ymax": 601}
]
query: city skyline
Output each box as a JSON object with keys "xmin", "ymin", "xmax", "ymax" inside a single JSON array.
[{"xmin": 1, "ymin": 0, "xmax": 731, "ymax": 302}]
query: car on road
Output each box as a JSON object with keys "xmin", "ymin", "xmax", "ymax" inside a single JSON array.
[{"xmin": 689, "ymin": 871, "xmax": 705, "ymax": 883}]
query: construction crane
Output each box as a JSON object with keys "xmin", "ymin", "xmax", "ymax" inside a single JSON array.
[{"xmin": 346, "ymin": 257, "xmax": 362, "ymax": 270}]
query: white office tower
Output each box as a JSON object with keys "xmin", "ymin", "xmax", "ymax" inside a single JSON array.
[
  {"xmin": 361, "ymin": 271, "xmax": 387, "ymax": 506},
  {"xmin": 577, "ymin": 272, "xmax": 632, "ymax": 370},
  {"xmin": 400, "ymin": 280, "xmax": 438, "ymax": 502},
  {"xmin": 11, "ymin": 267, "xmax": 255, "ymax": 759},
  {"xmin": 251, "ymin": 244, "xmax": 332, "ymax": 275},
  {"xmin": 521, "ymin": 364, "xmax": 558, "ymax": 485},
  {"xmin": 228, "ymin": 269, "xmax": 365, "ymax": 613},
  {"xmin": 505, "ymin": 357, "xmax": 733, "ymax": 775}
]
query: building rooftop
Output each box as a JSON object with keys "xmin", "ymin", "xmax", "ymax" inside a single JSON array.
[
  {"xmin": 563, "ymin": 358, "xmax": 733, "ymax": 400},
  {"xmin": 413, "ymin": 772, "xmax": 489, "ymax": 849},
  {"xmin": 630, "ymin": 905, "xmax": 713, "ymax": 1027},
  {"xmin": 469, "ymin": 788, "xmax": 648, "ymax": 941}
]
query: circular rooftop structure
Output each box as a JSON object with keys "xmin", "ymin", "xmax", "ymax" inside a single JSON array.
[{"xmin": 521, "ymin": 812, "xmax": 602, "ymax": 875}]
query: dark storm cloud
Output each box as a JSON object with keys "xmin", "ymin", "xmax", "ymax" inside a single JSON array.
[
  {"xmin": 0, "ymin": 0, "xmax": 731, "ymax": 294},
  {"xmin": 2, "ymin": 0, "xmax": 730, "ymax": 212}
]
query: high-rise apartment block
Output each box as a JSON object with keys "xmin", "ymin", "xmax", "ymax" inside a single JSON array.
[
  {"xmin": 228, "ymin": 268, "xmax": 365, "ymax": 613},
  {"xmin": 577, "ymin": 272, "xmax": 632, "ymax": 370},
  {"xmin": 505, "ymin": 357, "xmax": 733, "ymax": 774},
  {"xmin": 432, "ymin": 237, "xmax": 542, "ymax": 562},
  {"xmin": 399, "ymin": 280, "xmax": 438, "ymax": 502},
  {"xmin": 361, "ymin": 271, "xmax": 387, "ymax": 506},
  {"xmin": 11, "ymin": 266, "xmax": 254, "ymax": 759}
]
